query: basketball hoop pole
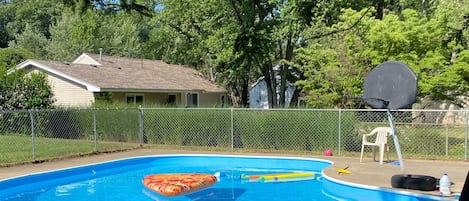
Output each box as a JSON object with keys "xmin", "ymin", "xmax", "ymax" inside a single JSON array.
[
  {"xmin": 386, "ymin": 108, "xmax": 406, "ymax": 173},
  {"xmin": 358, "ymin": 97, "xmax": 407, "ymax": 173},
  {"xmin": 360, "ymin": 60, "xmax": 416, "ymax": 175}
]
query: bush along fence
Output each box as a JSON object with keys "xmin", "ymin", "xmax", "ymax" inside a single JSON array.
[{"xmin": 0, "ymin": 107, "xmax": 467, "ymax": 166}]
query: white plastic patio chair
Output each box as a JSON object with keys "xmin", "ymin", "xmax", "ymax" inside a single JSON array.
[{"xmin": 360, "ymin": 127, "xmax": 393, "ymax": 164}]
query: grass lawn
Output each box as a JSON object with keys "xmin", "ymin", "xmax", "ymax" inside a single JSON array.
[
  {"xmin": 0, "ymin": 135, "xmax": 139, "ymax": 166},
  {"xmin": 1, "ymin": 125, "xmax": 466, "ymax": 166}
]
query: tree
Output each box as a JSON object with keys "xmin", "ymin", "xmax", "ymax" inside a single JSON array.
[
  {"xmin": 46, "ymin": 9, "xmax": 100, "ymax": 60},
  {"xmin": 363, "ymin": 7, "xmax": 469, "ymax": 107},
  {"xmin": 0, "ymin": 68, "xmax": 54, "ymax": 110},
  {"xmin": 296, "ymin": 5, "xmax": 468, "ymax": 108},
  {"xmin": 0, "ymin": 47, "xmax": 54, "ymax": 110},
  {"xmin": 150, "ymin": 0, "xmax": 255, "ymax": 106},
  {"xmin": 1, "ymin": 0, "xmax": 466, "ymax": 109},
  {"xmin": 5, "ymin": 0, "xmax": 63, "ymax": 41},
  {"xmin": 0, "ymin": 1, "xmax": 15, "ymax": 48},
  {"xmin": 64, "ymin": 0, "xmax": 156, "ymax": 17},
  {"xmin": 93, "ymin": 12, "xmax": 147, "ymax": 58},
  {"xmin": 153, "ymin": 0, "xmax": 317, "ymax": 108},
  {"xmin": 47, "ymin": 10, "xmax": 148, "ymax": 60},
  {"xmin": 0, "ymin": 48, "xmax": 34, "ymax": 69},
  {"xmin": 226, "ymin": 0, "xmax": 279, "ymax": 107},
  {"xmin": 8, "ymin": 24, "xmax": 49, "ymax": 59},
  {"xmin": 142, "ymin": 0, "xmax": 212, "ymax": 67},
  {"xmin": 294, "ymin": 8, "xmax": 376, "ymax": 108}
]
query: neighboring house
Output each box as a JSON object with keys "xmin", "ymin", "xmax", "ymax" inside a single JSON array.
[
  {"xmin": 16, "ymin": 53, "xmax": 227, "ymax": 107},
  {"xmin": 413, "ymin": 96, "xmax": 469, "ymax": 126},
  {"xmin": 249, "ymin": 76, "xmax": 296, "ymax": 109}
]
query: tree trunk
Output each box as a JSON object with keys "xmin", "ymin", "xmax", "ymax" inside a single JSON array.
[
  {"xmin": 289, "ymin": 87, "xmax": 301, "ymax": 108},
  {"xmin": 279, "ymin": 64, "xmax": 287, "ymax": 107},
  {"xmin": 229, "ymin": 84, "xmax": 241, "ymax": 107},
  {"xmin": 279, "ymin": 35, "xmax": 294, "ymax": 108},
  {"xmin": 262, "ymin": 62, "xmax": 275, "ymax": 108},
  {"xmin": 375, "ymin": 0, "xmax": 385, "ymax": 19},
  {"xmin": 241, "ymin": 76, "xmax": 249, "ymax": 107},
  {"xmin": 227, "ymin": 76, "xmax": 249, "ymax": 107}
]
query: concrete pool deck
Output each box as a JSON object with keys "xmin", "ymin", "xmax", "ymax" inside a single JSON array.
[{"xmin": 0, "ymin": 148, "xmax": 467, "ymax": 199}]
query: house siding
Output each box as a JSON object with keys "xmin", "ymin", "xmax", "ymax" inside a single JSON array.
[
  {"xmin": 199, "ymin": 92, "xmax": 225, "ymax": 107},
  {"xmin": 413, "ymin": 96, "xmax": 469, "ymax": 126},
  {"xmin": 112, "ymin": 92, "xmax": 181, "ymax": 105},
  {"xmin": 31, "ymin": 69, "xmax": 95, "ymax": 107},
  {"xmin": 111, "ymin": 92, "xmax": 225, "ymax": 107},
  {"xmin": 249, "ymin": 79, "xmax": 295, "ymax": 109},
  {"xmin": 250, "ymin": 80, "xmax": 270, "ymax": 109},
  {"xmin": 19, "ymin": 54, "xmax": 228, "ymax": 108}
]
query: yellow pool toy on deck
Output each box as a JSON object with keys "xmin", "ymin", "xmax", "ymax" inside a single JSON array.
[
  {"xmin": 241, "ymin": 172, "xmax": 315, "ymax": 183},
  {"xmin": 336, "ymin": 166, "xmax": 352, "ymax": 175}
]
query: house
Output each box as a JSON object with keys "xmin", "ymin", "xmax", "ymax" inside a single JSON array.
[
  {"xmin": 249, "ymin": 76, "xmax": 296, "ymax": 109},
  {"xmin": 16, "ymin": 53, "xmax": 227, "ymax": 107},
  {"xmin": 413, "ymin": 96, "xmax": 469, "ymax": 126}
]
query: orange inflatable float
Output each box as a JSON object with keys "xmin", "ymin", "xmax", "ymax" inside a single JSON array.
[{"xmin": 142, "ymin": 173, "xmax": 217, "ymax": 197}]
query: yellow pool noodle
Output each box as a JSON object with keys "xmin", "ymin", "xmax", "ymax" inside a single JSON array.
[{"xmin": 260, "ymin": 172, "xmax": 315, "ymax": 180}]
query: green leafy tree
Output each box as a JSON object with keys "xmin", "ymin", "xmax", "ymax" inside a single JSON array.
[
  {"xmin": 64, "ymin": 0, "xmax": 156, "ymax": 17},
  {"xmin": 2, "ymin": 0, "xmax": 466, "ymax": 109},
  {"xmin": 0, "ymin": 1, "xmax": 16, "ymax": 48},
  {"xmin": 149, "ymin": 0, "xmax": 252, "ymax": 106},
  {"xmin": 99, "ymin": 12, "xmax": 146, "ymax": 57},
  {"xmin": 147, "ymin": 0, "xmax": 218, "ymax": 66},
  {"xmin": 0, "ymin": 47, "xmax": 34, "ymax": 68},
  {"xmin": 0, "ymin": 47, "xmax": 54, "ymax": 110},
  {"xmin": 297, "ymin": 5, "xmax": 468, "ymax": 108},
  {"xmin": 47, "ymin": 10, "xmax": 99, "ymax": 60},
  {"xmin": 8, "ymin": 24, "xmax": 49, "ymax": 59},
  {"xmin": 153, "ymin": 0, "xmax": 319, "ymax": 107},
  {"xmin": 362, "ymin": 7, "xmax": 468, "ymax": 107},
  {"xmin": 47, "ymin": 10, "xmax": 148, "ymax": 60},
  {"xmin": 294, "ymin": 8, "xmax": 376, "ymax": 108},
  {"xmin": 5, "ymin": 0, "xmax": 63, "ymax": 41},
  {"xmin": 22, "ymin": 72, "xmax": 55, "ymax": 109},
  {"xmin": 0, "ymin": 68, "xmax": 54, "ymax": 110}
]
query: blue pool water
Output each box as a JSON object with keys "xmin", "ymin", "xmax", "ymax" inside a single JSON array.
[{"xmin": 0, "ymin": 155, "xmax": 455, "ymax": 201}]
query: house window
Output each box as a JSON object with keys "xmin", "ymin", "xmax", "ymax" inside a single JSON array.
[
  {"xmin": 94, "ymin": 92, "xmax": 112, "ymax": 102},
  {"xmin": 126, "ymin": 94, "xmax": 144, "ymax": 104},
  {"xmin": 186, "ymin": 93, "xmax": 198, "ymax": 107},
  {"xmin": 168, "ymin": 94, "xmax": 176, "ymax": 105}
]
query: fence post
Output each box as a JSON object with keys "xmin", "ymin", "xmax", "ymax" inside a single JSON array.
[
  {"xmin": 231, "ymin": 107, "xmax": 234, "ymax": 152},
  {"xmin": 338, "ymin": 109, "xmax": 342, "ymax": 156},
  {"xmin": 445, "ymin": 126, "xmax": 449, "ymax": 156},
  {"xmin": 93, "ymin": 108, "xmax": 97, "ymax": 151},
  {"xmin": 465, "ymin": 108, "xmax": 468, "ymax": 160},
  {"xmin": 139, "ymin": 106, "xmax": 144, "ymax": 147},
  {"xmin": 29, "ymin": 110, "xmax": 35, "ymax": 161}
]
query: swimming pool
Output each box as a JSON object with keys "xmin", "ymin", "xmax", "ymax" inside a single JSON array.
[{"xmin": 0, "ymin": 155, "xmax": 455, "ymax": 201}]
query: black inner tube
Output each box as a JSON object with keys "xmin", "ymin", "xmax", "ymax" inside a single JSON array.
[{"xmin": 391, "ymin": 174, "xmax": 437, "ymax": 191}]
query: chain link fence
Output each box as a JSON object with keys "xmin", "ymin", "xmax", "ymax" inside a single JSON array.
[{"xmin": 1, "ymin": 108, "xmax": 467, "ymax": 166}]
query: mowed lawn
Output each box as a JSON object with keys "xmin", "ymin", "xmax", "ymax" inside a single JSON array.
[{"xmin": 0, "ymin": 135, "xmax": 139, "ymax": 166}]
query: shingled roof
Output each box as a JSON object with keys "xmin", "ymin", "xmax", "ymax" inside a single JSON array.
[{"xmin": 17, "ymin": 53, "xmax": 226, "ymax": 93}]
